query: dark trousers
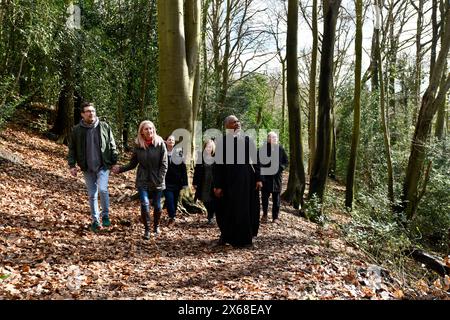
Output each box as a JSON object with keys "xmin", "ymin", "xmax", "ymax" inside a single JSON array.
[
  {"xmin": 163, "ymin": 189, "xmax": 181, "ymax": 219},
  {"xmin": 204, "ymin": 200, "xmax": 215, "ymax": 221},
  {"xmin": 261, "ymin": 191, "xmax": 280, "ymax": 220}
]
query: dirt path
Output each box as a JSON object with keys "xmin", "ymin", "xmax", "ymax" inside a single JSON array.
[{"xmin": 0, "ymin": 125, "xmax": 410, "ymax": 299}]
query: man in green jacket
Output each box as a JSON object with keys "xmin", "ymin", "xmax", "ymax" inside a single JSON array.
[{"xmin": 67, "ymin": 102, "xmax": 118, "ymax": 231}]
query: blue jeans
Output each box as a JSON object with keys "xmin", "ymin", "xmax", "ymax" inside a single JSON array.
[
  {"xmin": 138, "ymin": 187, "xmax": 162, "ymax": 213},
  {"xmin": 83, "ymin": 169, "xmax": 110, "ymax": 224},
  {"xmin": 163, "ymin": 189, "xmax": 180, "ymax": 219}
]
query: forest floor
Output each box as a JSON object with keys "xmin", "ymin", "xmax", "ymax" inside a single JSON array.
[{"xmin": 0, "ymin": 113, "xmax": 449, "ymax": 300}]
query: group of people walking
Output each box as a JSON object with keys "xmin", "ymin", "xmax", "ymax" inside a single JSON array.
[{"xmin": 68, "ymin": 102, "xmax": 288, "ymax": 247}]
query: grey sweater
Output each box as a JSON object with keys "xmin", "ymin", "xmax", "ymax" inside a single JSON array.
[{"xmin": 80, "ymin": 118, "xmax": 102, "ymax": 172}]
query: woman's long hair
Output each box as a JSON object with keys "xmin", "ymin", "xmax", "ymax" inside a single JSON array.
[
  {"xmin": 135, "ymin": 120, "xmax": 162, "ymax": 149},
  {"xmin": 203, "ymin": 139, "xmax": 216, "ymax": 156}
]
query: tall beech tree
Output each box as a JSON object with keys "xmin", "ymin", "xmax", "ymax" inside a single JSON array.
[
  {"xmin": 282, "ymin": 0, "xmax": 306, "ymax": 210},
  {"xmin": 345, "ymin": 0, "xmax": 362, "ymax": 209},
  {"xmin": 308, "ymin": 0, "xmax": 341, "ymax": 202},
  {"xmin": 157, "ymin": 0, "xmax": 201, "ymax": 145}
]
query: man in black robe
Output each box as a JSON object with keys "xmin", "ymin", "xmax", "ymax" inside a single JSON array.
[
  {"xmin": 258, "ymin": 131, "xmax": 288, "ymax": 223},
  {"xmin": 213, "ymin": 115, "xmax": 262, "ymax": 248}
]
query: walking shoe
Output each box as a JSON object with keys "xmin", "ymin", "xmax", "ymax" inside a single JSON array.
[
  {"xmin": 168, "ymin": 218, "xmax": 175, "ymax": 226},
  {"xmin": 90, "ymin": 222, "xmax": 102, "ymax": 232},
  {"xmin": 154, "ymin": 227, "xmax": 160, "ymax": 237},
  {"xmin": 102, "ymin": 216, "xmax": 111, "ymax": 227},
  {"xmin": 143, "ymin": 229, "xmax": 150, "ymax": 240}
]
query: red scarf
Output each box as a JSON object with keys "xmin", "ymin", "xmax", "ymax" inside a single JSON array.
[{"xmin": 144, "ymin": 137, "xmax": 153, "ymax": 147}]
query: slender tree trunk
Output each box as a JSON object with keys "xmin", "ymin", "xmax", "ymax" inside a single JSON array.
[
  {"xmin": 370, "ymin": 25, "xmax": 379, "ymax": 90},
  {"xmin": 199, "ymin": 0, "xmax": 211, "ymax": 123},
  {"xmin": 434, "ymin": 65, "xmax": 447, "ymax": 139},
  {"xmin": 329, "ymin": 107, "xmax": 337, "ymax": 179},
  {"xmin": 430, "ymin": 0, "xmax": 438, "ymax": 79},
  {"xmin": 412, "ymin": 0, "xmax": 424, "ymax": 125},
  {"xmin": 308, "ymin": 0, "xmax": 318, "ymax": 177},
  {"xmin": 401, "ymin": 6, "xmax": 450, "ymax": 219},
  {"xmin": 435, "ymin": 0, "xmax": 448, "ymax": 140},
  {"xmin": 218, "ymin": 0, "xmax": 231, "ymax": 110},
  {"xmin": 281, "ymin": 0, "xmax": 306, "ymax": 210},
  {"xmin": 139, "ymin": 0, "xmax": 156, "ymax": 120},
  {"xmin": 386, "ymin": 1, "xmax": 397, "ymax": 121},
  {"xmin": 281, "ymin": 60, "xmax": 286, "ymax": 146},
  {"xmin": 374, "ymin": 0, "xmax": 394, "ymax": 204},
  {"xmin": 345, "ymin": 0, "xmax": 362, "ymax": 209},
  {"xmin": 211, "ymin": 0, "xmax": 221, "ymax": 115},
  {"xmin": 308, "ymin": 0, "xmax": 341, "ymax": 202},
  {"xmin": 185, "ymin": 0, "xmax": 201, "ymax": 159}
]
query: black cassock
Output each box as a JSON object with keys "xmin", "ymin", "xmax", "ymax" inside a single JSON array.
[{"xmin": 213, "ymin": 133, "xmax": 261, "ymax": 247}]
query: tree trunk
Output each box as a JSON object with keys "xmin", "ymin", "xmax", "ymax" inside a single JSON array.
[
  {"xmin": 158, "ymin": 0, "xmax": 200, "ymax": 139},
  {"xmin": 412, "ymin": 0, "xmax": 424, "ymax": 125},
  {"xmin": 280, "ymin": 60, "xmax": 286, "ymax": 146},
  {"xmin": 218, "ymin": 0, "xmax": 231, "ymax": 111},
  {"xmin": 185, "ymin": 0, "xmax": 201, "ymax": 160},
  {"xmin": 281, "ymin": 0, "xmax": 306, "ymax": 210},
  {"xmin": 401, "ymin": 6, "xmax": 450, "ymax": 219},
  {"xmin": 435, "ymin": 0, "xmax": 448, "ymax": 140},
  {"xmin": 199, "ymin": 0, "xmax": 211, "ymax": 124},
  {"xmin": 308, "ymin": 0, "xmax": 318, "ymax": 177},
  {"xmin": 139, "ymin": 0, "xmax": 156, "ymax": 120},
  {"xmin": 308, "ymin": 0, "xmax": 341, "ymax": 202},
  {"xmin": 345, "ymin": 0, "xmax": 362, "ymax": 209},
  {"xmin": 211, "ymin": 0, "xmax": 221, "ymax": 120},
  {"xmin": 374, "ymin": 0, "xmax": 395, "ymax": 204},
  {"xmin": 51, "ymin": 2, "xmax": 75, "ymax": 145}
]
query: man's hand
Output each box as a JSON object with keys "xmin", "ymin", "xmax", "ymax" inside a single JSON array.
[
  {"xmin": 69, "ymin": 167, "xmax": 78, "ymax": 177},
  {"xmin": 256, "ymin": 181, "xmax": 263, "ymax": 190},
  {"xmin": 214, "ymin": 188, "xmax": 223, "ymax": 198}
]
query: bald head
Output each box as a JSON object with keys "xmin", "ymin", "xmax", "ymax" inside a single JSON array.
[{"xmin": 224, "ymin": 115, "xmax": 240, "ymax": 130}]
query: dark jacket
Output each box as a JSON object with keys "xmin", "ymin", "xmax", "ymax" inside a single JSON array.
[
  {"xmin": 258, "ymin": 143, "xmax": 288, "ymax": 193},
  {"xmin": 165, "ymin": 148, "xmax": 188, "ymax": 190},
  {"xmin": 193, "ymin": 162, "xmax": 215, "ymax": 202},
  {"xmin": 119, "ymin": 142, "xmax": 168, "ymax": 191},
  {"xmin": 67, "ymin": 120, "xmax": 118, "ymax": 171}
]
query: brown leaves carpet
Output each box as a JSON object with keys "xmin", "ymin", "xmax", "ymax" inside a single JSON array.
[{"xmin": 0, "ymin": 125, "xmax": 444, "ymax": 300}]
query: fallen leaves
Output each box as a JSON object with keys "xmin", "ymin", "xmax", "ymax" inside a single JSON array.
[{"xmin": 0, "ymin": 125, "xmax": 449, "ymax": 300}]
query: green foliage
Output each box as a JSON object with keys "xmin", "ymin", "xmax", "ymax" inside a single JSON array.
[
  {"xmin": 225, "ymin": 74, "xmax": 279, "ymax": 132},
  {"xmin": 343, "ymin": 190, "xmax": 412, "ymax": 264},
  {"xmin": 0, "ymin": 0, "xmax": 63, "ymax": 127},
  {"xmin": 409, "ymin": 138, "xmax": 450, "ymax": 252},
  {"xmin": 304, "ymin": 194, "xmax": 326, "ymax": 225},
  {"xmin": 0, "ymin": 1, "xmax": 159, "ymax": 147}
]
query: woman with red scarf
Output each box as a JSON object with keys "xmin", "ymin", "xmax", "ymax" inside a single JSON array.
[{"xmin": 113, "ymin": 121, "xmax": 168, "ymax": 239}]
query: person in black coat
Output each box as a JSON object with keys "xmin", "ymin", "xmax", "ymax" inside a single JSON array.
[
  {"xmin": 213, "ymin": 115, "xmax": 262, "ymax": 248},
  {"xmin": 258, "ymin": 132, "xmax": 288, "ymax": 223},
  {"xmin": 193, "ymin": 139, "xmax": 216, "ymax": 224},
  {"xmin": 163, "ymin": 135, "xmax": 188, "ymax": 225}
]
